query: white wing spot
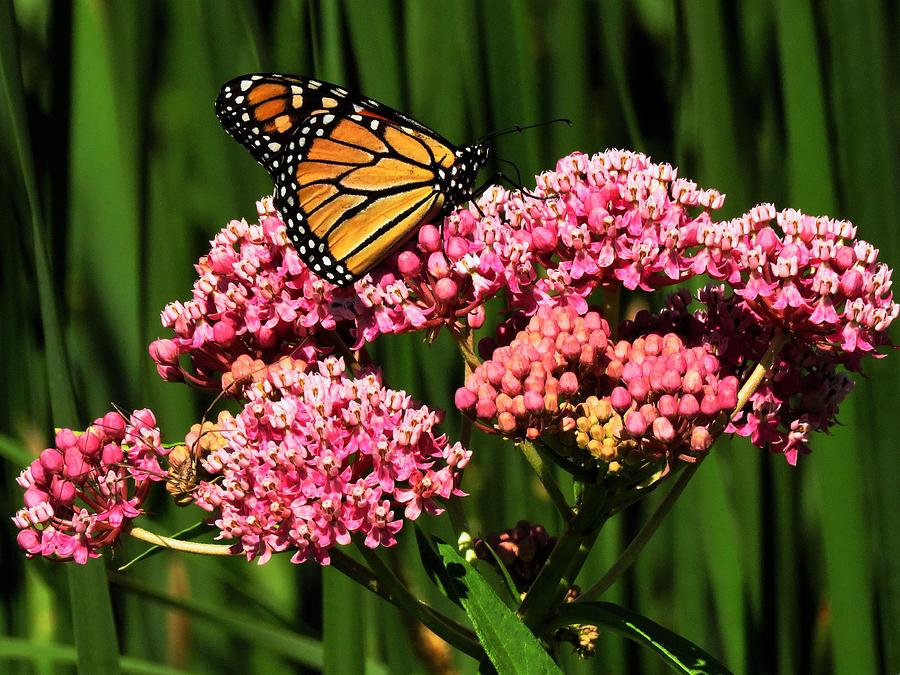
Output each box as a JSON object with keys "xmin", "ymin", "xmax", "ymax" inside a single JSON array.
[
  {"xmin": 370, "ymin": 120, "xmax": 379, "ymax": 130},
  {"xmin": 316, "ymin": 128, "xmax": 324, "ymax": 136},
  {"xmin": 322, "ymin": 114, "xmax": 335, "ymax": 124},
  {"xmin": 250, "ymin": 75, "xmax": 262, "ymax": 81},
  {"xmin": 241, "ymin": 113, "xmax": 250, "ymax": 122},
  {"xmin": 240, "ymin": 80, "xmax": 253, "ymax": 91},
  {"xmin": 234, "ymin": 96, "xmax": 244, "ymax": 104},
  {"xmin": 291, "ymin": 85, "xmax": 303, "ymax": 94},
  {"xmin": 269, "ymin": 142, "xmax": 282, "ymax": 152}
]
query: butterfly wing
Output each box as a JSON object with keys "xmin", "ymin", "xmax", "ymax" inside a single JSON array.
[
  {"xmin": 275, "ymin": 110, "xmax": 460, "ymax": 284},
  {"xmin": 216, "ymin": 74, "xmax": 475, "ymax": 285}
]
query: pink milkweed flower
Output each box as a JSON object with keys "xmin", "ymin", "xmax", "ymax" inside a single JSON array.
[
  {"xmin": 13, "ymin": 409, "xmax": 167, "ymax": 563},
  {"xmin": 194, "ymin": 356, "xmax": 469, "ymax": 565}
]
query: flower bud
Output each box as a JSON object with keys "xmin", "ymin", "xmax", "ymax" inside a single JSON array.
[
  {"xmin": 434, "ymin": 277, "xmax": 459, "ymax": 302},
  {"xmin": 397, "ymin": 250, "xmax": 422, "ymax": 277},
  {"xmin": 39, "ymin": 448, "xmax": 64, "ymax": 473},
  {"xmin": 418, "ymin": 224, "xmax": 441, "ymax": 252},
  {"xmin": 624, "ymin": 410, "xmax": 648, "ymax": 436},
  {"xmin": 455, "ymin": 387, "xmax": 477, "ymax": 411}
]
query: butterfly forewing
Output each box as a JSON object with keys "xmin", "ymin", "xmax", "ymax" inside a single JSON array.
[{"xmin": 216, "ymin": 73, "xmax": 489, "ymax": 286}]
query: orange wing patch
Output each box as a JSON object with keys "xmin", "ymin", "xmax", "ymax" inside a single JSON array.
[
  {"xmin": 410, "ymin": 128, "xmax": 454, "ymax": 168},
  {"xmin": 383, "ymin": 126, "xmax": 432, "ymax": 166},
  {"xmin": 331, "ymin": 120, "xmax": 388, "ymax": 154},
  {"xmin": 340, "ymin": 192, "xmax": 443, "ymax": 273},
  {"xmin": 341, "ymin": 157, "xmax": 434, "ymax": 191},
  {"xmin": 255, "ymin": 98, "xmax": 288, "ymax": 122},
  {"xmin": 299, "ymin": 183, "xmax": 339, "ymax": 212},
  {"xmin": 306, "ymin": 138, "xmax": 374, "ymax": 165},
  {"xmin": 296, "ymin": 161, "xmax": 353, "ymax": 187},
  {"xmin": 247, "ymin": 83, "xmax": 286, "ymax": 104},
  {"xmin": 308, "ymin": 194, "xmax": 368, "ymax": 238},
  {"xmin": 328, "ymin": 187, "xmax": 435, "ymax": 261}
]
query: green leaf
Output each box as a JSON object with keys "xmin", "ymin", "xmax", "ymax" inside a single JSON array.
[
  {"xmin": 435, "ymin": 541, "xmax": 562, "ymax": 675},
  {"xmin": 552, "ymin": 602, "xmax": 732, "ymax": 675},
  {"xmin": 414, "ymin": 526, "xmax": 463, "ymax": 609}
]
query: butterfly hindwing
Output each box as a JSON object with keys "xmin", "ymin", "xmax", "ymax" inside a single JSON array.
[{"xmin": 275, "ymin": 110, "xmax": 451, "ymax": 284}]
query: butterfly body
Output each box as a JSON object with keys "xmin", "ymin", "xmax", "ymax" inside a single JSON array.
[{"xmin": 216, "ymin": 74, "xmax": 490, "ymax": 285}]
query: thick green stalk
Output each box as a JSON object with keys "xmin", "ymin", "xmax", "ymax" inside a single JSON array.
[{"xmin": 517, "ymin": 483, "xmax": 608, "ymax": 631}]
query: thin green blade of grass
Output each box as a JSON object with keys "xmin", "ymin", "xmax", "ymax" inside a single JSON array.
[
  {"xmin": 679, "ymin": 6, "xmax": 760, "ymax": 671},
  {"xmin": 823, "ymin": 0, "xmax": 900, "ymax": 670},
  {"xmin": 596, "ymin": 0, "xmax": 645, "ymax": 150},
  {"xmin": 773, "ymin": 2, "xmax": 842, "ymax": 672},
  {"xmin": 323, "ymin": 568, "xmax": 367, "ymax": 673},
  {"xmin": 344, "ymin": 0, "xmax": 402, "ymax": 105},
  {"xmin": 0, "ymin": 1, "xmax": 121, "ymax": 672},
  {"xmin": 67, "ymin": 0, "xmax": 141, "ymax": 406},
  {"xmin": 0, "ymin": 636, "xmax": 193, "ymax": 675}
]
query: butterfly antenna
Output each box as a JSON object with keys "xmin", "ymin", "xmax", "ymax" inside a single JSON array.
[{"xmin": 477, "ymin": 118, "xmax": 572, "ymax": 144}]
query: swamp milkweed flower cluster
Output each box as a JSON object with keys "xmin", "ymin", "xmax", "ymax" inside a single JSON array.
[
  {"xmin": 194, "ymin": 356, "xmax": 469, "ymax": 564},
  {"xmin": 13, "ymin": 410, "xmax": 167, "ymax": 563},
  {"xmin": 17, "ymin": 148, "xmax": 897, "ymax": 577}
]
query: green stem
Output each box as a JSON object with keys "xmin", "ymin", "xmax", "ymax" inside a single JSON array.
[
  {"xmin": 448, "ymin": 329, "xmax": 476, "ymax": 540},
  {"xmin": 452, "ymin": 327, "xmax": 482, "ymax": 372},
  {"xmin": 517, "ymin": 483, "xmax": 608, "ymax": 631},
  {"xmin": 354, "ymin": 543, "xmax": 483, "ymax": 660},
  {"xmin": 577, "ymin": 463, "xmax": 699, "ymax": 602},
  {"xmin": 519, "ymin": 440, "xmax": 573, "ymax": 519},
  {"xmin": 128, "ymin": 527, "xmax": 233, "ymax": 556}
]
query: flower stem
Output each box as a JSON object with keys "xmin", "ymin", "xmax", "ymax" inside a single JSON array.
[
  {"xmin": 447, "ymin": 329, "xmax": 476, "ymax": 539},
  {"xmin": 354, "ymin": 543, "xmax": 482, "ymax": 660},
  {"xmin": 517, "ymin": 483, "xmax": 608, "ymax": 632},
  {"xmin": 452, "ymin": 327, "xmax": 481, "ymax": 372},
  {"xmin": 519, "ymin": 440, "xmax": 573, "ymax": 519},
  {"xmin": 577, "ymin": 329, "xmax": 790, "ymax": 602},
  {"xmin": 128, "ymin": 527, "xmax": 233, "ymax": 556},
  {"xmin": 576, "ymin": 463, "xmax": 698, "ymax": 602}
]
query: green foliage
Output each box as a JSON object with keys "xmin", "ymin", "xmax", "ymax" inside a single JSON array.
[{"xmin": 1, "ymin": 1, "xmax": 897, "ymax": 673}]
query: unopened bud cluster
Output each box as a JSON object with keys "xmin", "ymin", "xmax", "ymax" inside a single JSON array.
[
  {"xmin": 455, "ymin": 306, "xmax": 610, "ymax": 439},
  {"xmin": 474, "ymin": 520, "xmax": 557, "ymax": 592},
  {"xmin": 574, "ymin": 334, "xmax": 738, "ymax": 468},
  {"xmin": 458, "ymin": 301, "xmax": 738, "ymax": 468}
]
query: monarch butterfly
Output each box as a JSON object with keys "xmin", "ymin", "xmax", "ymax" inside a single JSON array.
[{"xmin": 215, "ymin": 73, "xmax": 491, "ymax": 286}]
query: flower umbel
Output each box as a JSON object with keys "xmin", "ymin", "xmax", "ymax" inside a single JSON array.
[
  {"xmin": 194, "ymin": 356, "xmax": 470, "ymax": 565},
  {"xmin": 13, "ymin": 410, "xmax": 167, "ymax": 563}
]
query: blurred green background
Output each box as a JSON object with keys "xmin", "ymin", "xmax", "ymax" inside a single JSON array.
[{"xmin": 1, "ymin": 1, "xmax": 898, "ymax": 673}]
